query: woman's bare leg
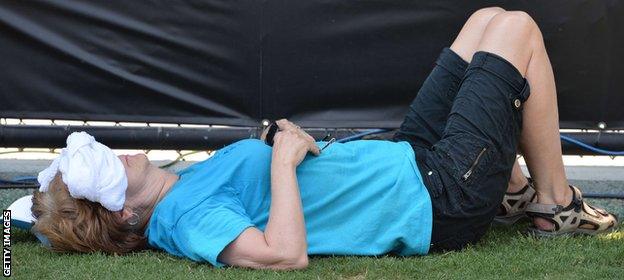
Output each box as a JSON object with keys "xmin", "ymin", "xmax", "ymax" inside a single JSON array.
[
  {"xmin": 450, "ymin": 7, "xmax": 505, "ymax": 63},
  {"xmin": 477, "ymin": 11, "xmax": 572, "ymax": 229},
  {"xmin": 508, "ymin": 160, "xmax": 528, "ymax": 192},
  {"xmin": 450, "ymin": 7, "xmax": 530, "ymax": 194}
]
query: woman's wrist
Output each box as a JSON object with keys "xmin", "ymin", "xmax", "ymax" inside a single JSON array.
[{"xmin": 271, "ymin": 157, "xmax": 299, "ymax": 170}]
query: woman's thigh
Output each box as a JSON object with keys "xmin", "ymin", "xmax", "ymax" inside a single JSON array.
[
  {"xmin": 393, "ymin": 8, "xmax": 507, "ymax": 149},
  {"xmin": 392, "ymin": 48, "xmax": 468, "ymax": 149},
  {"xmin": 420, "ymin": 51, "xmax": 530, "ymax": 251}
]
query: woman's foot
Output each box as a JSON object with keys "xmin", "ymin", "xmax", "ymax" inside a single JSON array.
[{"xmin": 526, "ymin": 185, "xmax": 619, "ymax": 236}]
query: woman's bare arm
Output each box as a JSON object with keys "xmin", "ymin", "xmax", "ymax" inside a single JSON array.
[{"xmin": 218, "ymin": 119, "xmax": 319, "ymax": 270}]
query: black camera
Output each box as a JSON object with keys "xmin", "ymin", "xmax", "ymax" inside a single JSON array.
[{"xmin": 264, "ymin": 121, "xmax": 279, "ymax": 147}]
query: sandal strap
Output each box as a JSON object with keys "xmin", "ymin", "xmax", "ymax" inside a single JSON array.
[
  {"xmin": 497, "ymin": 177, "xmax": 536, "ymax": 217},
  {"xmin": 525, "ymin": 185, "xmax": 582, "ymax": 217},
  {"xmin": 526, "ymin": 203, "xmax": 564, "ymax": 216},
  {"xmin": 526, "ymin": 185, "xmax": 618, "ymax": 234}
]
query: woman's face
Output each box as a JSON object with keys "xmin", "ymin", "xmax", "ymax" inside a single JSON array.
[{"xmin": 117, "ymin": 153, "xmax": 151, "ymax": 190}]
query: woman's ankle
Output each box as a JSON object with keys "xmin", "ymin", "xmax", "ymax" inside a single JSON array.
[{"xmin": 536, "ymin": 185, "xmax": 573, "ymax": 206}]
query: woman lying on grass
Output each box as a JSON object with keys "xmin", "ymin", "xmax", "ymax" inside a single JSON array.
[{"xmin": 31, "ymin": 7, "xmax": 618, "ymax": 270}]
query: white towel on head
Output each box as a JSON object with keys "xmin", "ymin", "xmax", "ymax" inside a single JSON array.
[{"xmin": 37, "ymin": 131, "xmax": 128, "ymax": 211}]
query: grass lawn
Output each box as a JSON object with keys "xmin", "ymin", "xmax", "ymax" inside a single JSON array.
[{"xmin": 3, "ymin": 190, "xmax": 623, "ymax": 279}]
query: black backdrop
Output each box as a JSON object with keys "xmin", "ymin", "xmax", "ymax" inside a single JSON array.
[{"xmin": 1, "ymin": 0, "xmax": 622, "ymax": 129}]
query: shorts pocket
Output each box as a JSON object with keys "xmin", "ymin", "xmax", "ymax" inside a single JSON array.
[{"xmin": 433, "ymin": 134, "xmax": 495, "ymax": 188}]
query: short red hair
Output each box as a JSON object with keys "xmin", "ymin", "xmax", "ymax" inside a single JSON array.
[{"xmin": 31, "ymin": 172, "xmax": 146, "ymax": 254}]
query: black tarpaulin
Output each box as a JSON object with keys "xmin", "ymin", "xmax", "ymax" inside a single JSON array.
[{"xmin": 1, "ymin": 0, "xmax": 622, "ymax": 129}]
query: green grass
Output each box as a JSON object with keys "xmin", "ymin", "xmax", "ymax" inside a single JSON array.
[{"xmin": 4, "ymin": 191, "xmax": 624, "ymax": 279}]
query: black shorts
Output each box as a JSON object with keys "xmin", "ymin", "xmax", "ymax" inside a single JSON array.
[{"xmin": 393, "ymin": 48, "xmax": 531, "ymax": 251}]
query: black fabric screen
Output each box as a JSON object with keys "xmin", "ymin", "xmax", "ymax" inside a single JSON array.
[{"xmin": 1, "ymin": 0, "xmax": 622, "ymax": 129}]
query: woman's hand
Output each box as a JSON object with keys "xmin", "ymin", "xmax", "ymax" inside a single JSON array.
[
  {"xmin": 220, "ymin": 118, "xmax": 313, "ymax": 270},
  {"xmin": 271, "ymin": 119, "xmax": 320, "ymax": 167}
]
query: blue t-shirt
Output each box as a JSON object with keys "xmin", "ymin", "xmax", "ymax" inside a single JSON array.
[{"xmin": 146, "ymin": 139, "xmax": 432, "ymax": 267}]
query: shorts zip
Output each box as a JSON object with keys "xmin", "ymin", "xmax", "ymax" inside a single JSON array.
[{"xmin": 462, "ymin": 147, "xmax": 487, "ymax": 181}]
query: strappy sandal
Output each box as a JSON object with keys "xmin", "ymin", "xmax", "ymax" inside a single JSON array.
[
  {"xmin": 494, "ymin": 177, "xmax": 537, "ymax": 225},
  {"xmin": 525, "ymin": 185, "xmax": 619, "ymax": 237}
]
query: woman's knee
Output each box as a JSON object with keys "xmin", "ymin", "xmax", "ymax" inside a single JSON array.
[
  {"xmin": 465, "ymin": 7, "xmax": 508, "ymax": 36},
  {"xmin": 450, "ymin": 7, "xmax": 506, "ymax": 62},
  {"xmin": 470, "ymin": 7, "xmax": 506, "ymax": 22},
  {"xmin": 487, "ymin": 11, "xmax": 541, "ymax": 43},
  {"xmin": 477, "ymin": 11, "xmax": 544, "ymax": 74}
]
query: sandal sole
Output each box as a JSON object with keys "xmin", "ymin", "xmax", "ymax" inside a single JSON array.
[{"xmin": 526, "ymin": 224, "xmax": 619, "ymax": 237}]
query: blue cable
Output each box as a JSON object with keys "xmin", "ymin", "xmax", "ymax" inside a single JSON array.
[
  {"xmin": 12, "ymin": 176, "xmax": 38, "ymax": 182},
  {"xmin": 0, "ymin": 179, "xmax": 36, "ymax": 185},
  {"xmin": 560, "ymin": 134, "xmax": 624, "ymax": 156},
  {"xmin": 338, "ymin": 130, "xmax": 624, "ymax": 157},
  {"xmin": 337, "ymin": 129, "xmax": 390, "ymax": 143}
]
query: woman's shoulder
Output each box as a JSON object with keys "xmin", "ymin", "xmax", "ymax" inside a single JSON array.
[
  {"xmin": 232, "ymin": 138, "xmax": 267, "ymax": 148},
  {"xmin": 217, "ymin": 139, "xmax": 268, "ymax": 155}
]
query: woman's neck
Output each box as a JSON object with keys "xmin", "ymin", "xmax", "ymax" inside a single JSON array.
[
  {"xmin": 125, "ymin": 167, "xmax": 179, "ymax": 225},
  {"xmin": 154, "ymin": 169, "xmax": 179, "ymax": 204}
]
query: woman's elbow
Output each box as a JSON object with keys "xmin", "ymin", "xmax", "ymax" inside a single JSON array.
[
  {"xmin": 269, "ymin": 254, "xmax": 309, "ymax": 270},
  {"xmin": 291, "ymin": 254, "xmax": 309, "ymax": 270}
]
